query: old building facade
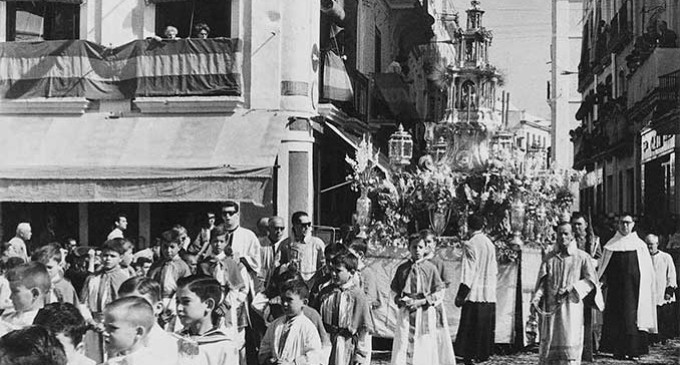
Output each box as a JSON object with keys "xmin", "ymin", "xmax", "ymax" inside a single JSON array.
[{"xmin": 573, "ymin": 0, "xmax": 680, "ymax": 229}]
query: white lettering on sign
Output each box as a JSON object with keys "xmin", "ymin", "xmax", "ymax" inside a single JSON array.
[{"xmin": 641, "ymin": 128, "xmax": 676, "ymax": 163}]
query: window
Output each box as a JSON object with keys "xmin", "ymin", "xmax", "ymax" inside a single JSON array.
[
  {"xmin": 6, "ymin": 2, "xmax": 80, "ymax": 41},
  {"xmin": 155, "ymin": 1, "xmax": 231, "ymax": 38}
]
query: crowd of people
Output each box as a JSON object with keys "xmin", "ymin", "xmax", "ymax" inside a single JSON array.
[
  {"xmin": 531, "ymin": 212, "xmax": 680, "ymax": 365},
  {"xmin": 4, "ymin": 200, "xmax": 677, "ymax": 365},
  {"xmin": 0, "ymin": 201, "xmax": 503, "ymax": 365}
]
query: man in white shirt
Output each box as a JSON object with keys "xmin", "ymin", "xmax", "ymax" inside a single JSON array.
[
  {"xmin": 7, "ymin": 223, "xmax": 31, "ymax": 262},
  {"xmin": 280, "ymin": 212, "xmax": 325, "ymax": 283},
  {"xmin": 220, "ymin": 201, "xmax": 261, "ymax": 292},
  {"xmin": 454, "ymin": 214, "xmax": 497, "ymax": 365},
  {"xmin": 107, "ymin": 213, "xmax": 128, "ymax": 240},
  {"xmin": 646, "ymin": 233, "xmax": 677, "ymax": 344}
]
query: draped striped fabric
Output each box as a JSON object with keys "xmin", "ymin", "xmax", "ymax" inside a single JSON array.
[
  {"xmin": 322, "ymin": 50, "xmax": 353, "ymax": 102},
  {"xmin": 0, "ymin": 38, "xmax": 241, "ymax": 99},
  {"xmin": 147, "ymin": 0, "xmax": 216, "ymax": 2},
  {"xmin": 0, "ymin": 0, "xmax": 82, "ymax": 3}
]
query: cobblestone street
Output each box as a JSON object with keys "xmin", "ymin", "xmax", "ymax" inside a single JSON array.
[{"xmin": 371, "ymin": 339, "xmax": 680, "ymax": 364}]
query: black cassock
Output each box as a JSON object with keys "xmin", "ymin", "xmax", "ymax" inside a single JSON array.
[{"xmin": 600, "ymin": 251, "xmax": 649, "ymax": 357}]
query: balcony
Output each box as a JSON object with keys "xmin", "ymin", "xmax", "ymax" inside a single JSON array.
[
  {"xmin": 0, "ymin": 38, "xmax": 242, "ymax": 101},
  {"xmin": 650, "ymin": 69, "xmax": 680, "ymax": 135},
  {"xmin": 627, "ymin": 48, "xmax": 680, "ymax": 119}
]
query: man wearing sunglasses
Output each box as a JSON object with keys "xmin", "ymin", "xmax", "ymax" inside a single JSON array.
[
  {"xmin": 218, "ymin": 200, "xmax": 261, "ymax": 292},
  {"xmin": 280, "ymin": 211, "xmax": 325, "ymax": 283}
]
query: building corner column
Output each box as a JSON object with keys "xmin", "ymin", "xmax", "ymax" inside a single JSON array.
[
  {"xmin": 138, "ymin": 203, "xmax": 151, "ymax": 249},
  {"xmin": 78, "ymin": 203, "xmax": 88, "ymax": 246}
]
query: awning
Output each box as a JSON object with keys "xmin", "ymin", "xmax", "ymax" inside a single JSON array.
[
  {"xmin": 373, "ymin": 73, "xmax": 420, "ymax": 122},
  {"xmin": 0, "ymin": 110, "xmax": 287, "ymax": 203},
  {"xmin": 324, "ymin": 122, "xmax": 389, "ymax": 174},
  {"xmin": 1, "ymin": 0, "xmax": 82, "ymax": 3},
  {"xmin": 147, "ymin": 0, "xmax": 217, "ymax": 3}
]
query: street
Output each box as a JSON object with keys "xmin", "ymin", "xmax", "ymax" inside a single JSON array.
[{"xmin": 371, "ymin": 339, "xmax": 680, "ymax": 364}]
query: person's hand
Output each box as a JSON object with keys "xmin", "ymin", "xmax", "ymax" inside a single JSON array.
[
  {"xmin": 88, "ymin": 249, "xmax": 96, "ymax": 258},
  {"xmin": 557, "ymin": 285, "xmax": 573, "ymax": 302},
  {"xmin": 406, "ymin": 299, "xmax": 425, "ymax": 311},
  {"xmin": 398, "ymin": 296, "xmax": 413, "ymax": 308},
  {"xmin": 530, "ymin": 297, "xmax": 541, "ymax": 314}
]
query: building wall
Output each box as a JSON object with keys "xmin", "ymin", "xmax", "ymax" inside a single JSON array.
[
  {"xmin": 356, "ymin": 0, "xmax": 392, "ymax": 74},
  {"xmin": 0, "ymin": 0, "xmax": 321, "ymax": 240},
  {"xmin": 551, "ymin": 0, "xmax": 582, "ymax": 170},
  {"xmin": 575, "ymin": 0, "xmax": 680, "ymax": 219}
]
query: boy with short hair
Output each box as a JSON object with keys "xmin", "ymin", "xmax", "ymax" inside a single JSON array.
[
  {"xmin": 0, "ymin": 262, "xmax": 51, "ymax": 336},
  {"xmin": 117, "ymin": 276, "xmax": 180, "ymax": 364},
  {"xmin": 101, "ymin": 296, "xmax": 156, "ymax": 364},
  {"xmin": 148, "ymin": 230, "xmax": 192, "ymax": 306},
  {"xmin": 316, "ymin": 253, "xmax": 372, "ymax": 365},
  {"xmin": 79, "ymin": 239, "xmax": 130, "ymax": 363},
  {"xmin": 117, "ymin": 238, "xmax": 136, "ymax": 277},
  {"xmin": 132, "ymin": 257, "xmax": 152, "ymax": 277},
  {"xmin": 175, "ymin": 275, "xmax": 239, "ymax": 364},
  {"xmin": 33, "ymin": 302, "xmax": 95, "ymax": 365},
  {"xmin": 0, "ymin": 325, "xmax": 68, "ymax": 365},
  {"xmin": 32, "ymin": 243, "xmax": 79, "ymax": 305},
  {"xmin": 259, "ymin": 279, "xmax": 323, "ymax": 365},
  {"xmin": 307, "ymin": 243, "xmax": 347, "ymax": 309}
]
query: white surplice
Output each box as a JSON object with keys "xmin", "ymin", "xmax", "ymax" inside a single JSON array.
[{"xmin": 259, "ymin": 312, "xmax": 323, "ymax": 365}]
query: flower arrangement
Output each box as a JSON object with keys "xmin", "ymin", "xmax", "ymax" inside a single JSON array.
[
  {"xmin": 345, "ymin": 135, "xmax": 381, "ymax": 194},
  {"xmin": 345, "ymin": 133, "xmax": 580, "ymax": 260}
]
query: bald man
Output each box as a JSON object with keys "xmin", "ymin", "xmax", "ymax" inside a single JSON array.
[
  {"xmin": 258, "ymin": 216, "xmax": 286, "ymax": 289},
  {"xmin": 646, "ymin": 234, "xmax": 677, "ymax": 344},
  {"xmin": 7, "ymin": 223, "xmax": 31, "ymax": 262}
]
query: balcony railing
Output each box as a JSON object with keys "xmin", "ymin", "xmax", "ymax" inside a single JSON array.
[
  {"xmin": 0, "ymin": 38, "xmax": 241, "ymax": 99},
  {"xmin": 627, "ymin": 48, "xmax": 680, "ymax": 107},
  {"xmin": 659, "ymin": 69, "xmax": 680, "ymax": 103}
]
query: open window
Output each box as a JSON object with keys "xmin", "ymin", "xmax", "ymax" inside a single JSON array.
[
  {"xmin": 154, "ymin": 0, "xmax": 231, "ymax": 38},
  {"xmin": 5, "ymin": 1, "xmax": 80, "ymax": 41}
]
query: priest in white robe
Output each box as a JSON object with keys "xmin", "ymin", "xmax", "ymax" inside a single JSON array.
[
  {"xmin": 531, "ymin": 221, "xmax": 599, "ymax": 365},
  {"xmin": 598, "ymin": 213, "xmax": 657, "ymax": 360}
]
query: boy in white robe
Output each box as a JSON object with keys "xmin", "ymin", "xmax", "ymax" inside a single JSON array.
[
  {"xmin": 100, "ymin": 297, "xmax": 156, "ymax": 365},
  {"xmin": 259, "ymin": 279, "xmax": 323, "ymax": 365}
]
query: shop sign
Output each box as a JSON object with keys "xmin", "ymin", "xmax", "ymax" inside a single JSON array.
[{"xmin": 641, "ymin": 128, "xmax": 675, "ymax": 163}]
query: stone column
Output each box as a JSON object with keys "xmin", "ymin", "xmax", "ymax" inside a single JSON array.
[
  {"xmin": 78, "ymin": 203, "xmax": 88, "ymax": 246},
  {"xmin": 279, "ymin": 0, "xmax": 320, "ymax": 112},
  {"xmin": 278, "ymin": 118, "xmax": 315, "ymax": 229},
  {"xmin": 138, "ymin": 203, "xmax": 151, "ymax": 249}
]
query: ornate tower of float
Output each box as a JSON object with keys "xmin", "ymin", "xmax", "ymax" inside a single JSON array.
[
  {"xmin": 428, "ymin": 0, "xmax": 502, "ymax": 172},
  {"xmin": 451, "ymin": 0, "xmax": 499, "ymax": 127}
]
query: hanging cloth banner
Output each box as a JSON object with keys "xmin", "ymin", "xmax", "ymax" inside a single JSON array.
[
  {"xmin": 0, "ymin": 38, "xmax": 241, "ymax": 99},
  {"xmin": 322, "ymin": 50, "xmax": 353, "ymax": 102}
]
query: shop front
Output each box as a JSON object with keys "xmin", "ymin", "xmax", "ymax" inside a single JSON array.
[
  {"xmin": 0, "ymin": 110, "xmax": 289, "ymax": 248},
  {"xmin": 641, "ymin": 127, "xmax": 678, "ymax": 229}
]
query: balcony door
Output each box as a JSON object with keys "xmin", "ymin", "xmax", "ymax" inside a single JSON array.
[{"xmin": 155, "ymin": 0, "xmax": 231, "ymax": 39}]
